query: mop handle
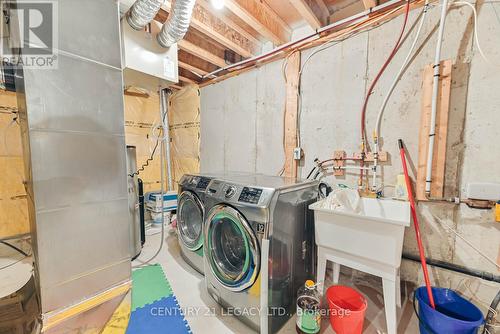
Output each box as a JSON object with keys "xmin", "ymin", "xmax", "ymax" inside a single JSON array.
[{"xmin": 398, "ymin": 139, "xmax": 436, "ymax": 309}]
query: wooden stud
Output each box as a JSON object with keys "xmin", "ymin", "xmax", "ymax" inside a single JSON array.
[
  {"xmin": 224, "ymin": 0, "xmax": 291, "ymax": 45},
  {"xmin": 416, "ymin": 60, "xmax": 452, "ymax": 200},
  {"xmin": 283, "ymin": 52, "xmax": 301, "ymax": 178}
]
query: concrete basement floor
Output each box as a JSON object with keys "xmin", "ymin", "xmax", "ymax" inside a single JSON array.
[{"xmin": 134, "ymin": 228, "xmax": 421, "ymax": 334}]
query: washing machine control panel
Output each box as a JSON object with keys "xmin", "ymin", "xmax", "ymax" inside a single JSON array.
[{"xmin": 238, "ymin": 187, "xmax": 263, "ymax": 204}]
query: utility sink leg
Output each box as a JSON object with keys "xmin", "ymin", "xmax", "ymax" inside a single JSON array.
[
  {"xmin": 382, "ymin": 278, "xmax": 398, "ymax": 334},
  {"xmin": 317, "ymin": 248, "xmax": 327, "ymax": 294},
  {"xmin": 332, "ymin": 263, "xmax": 340, "ymax": 284}
]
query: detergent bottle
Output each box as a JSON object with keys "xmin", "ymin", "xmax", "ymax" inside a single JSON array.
[{"xmin": 296, "ymin": 280, "xmax": 321, "ymax": 334}]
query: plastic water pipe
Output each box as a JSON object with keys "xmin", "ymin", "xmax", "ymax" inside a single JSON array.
[
  {"xmin": 372, "ymin": 1, "xmax": 430, "ymax": 191},
  {"xmin": 425, "ymin": 0, "xmax": 449, "ymax": 195},
  {"xmin": 160, "ymin": 89, "xmax": 174, "ymax": 191},
  {"xmin": 399, "ymin": 139, "xmax": 436, "ymax": 309}
]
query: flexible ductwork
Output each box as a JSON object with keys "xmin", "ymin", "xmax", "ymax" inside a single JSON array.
[
  {"xmin": 127, "ymin": 0, "xmax": 165, "ymax": 31},
  {"xmin": 157, "ymin": 0, "xmax": 196, "ymax": 48}
]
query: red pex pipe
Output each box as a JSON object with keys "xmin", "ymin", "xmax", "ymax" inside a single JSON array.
[{"xmin": 398, "ymin": 139, "xmax": 436, "ymax": 309}]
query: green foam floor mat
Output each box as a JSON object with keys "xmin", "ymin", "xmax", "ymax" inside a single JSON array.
[{"xmin": 131, "ymin": 264, "xmax": 173, "ymax": 311}]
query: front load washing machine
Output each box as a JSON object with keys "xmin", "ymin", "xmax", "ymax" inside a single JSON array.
[
  {"xmin": 177, "ymin": 172, "xmax": 253, "ymax": 275},
  {"xmin": 203, "ymin": 174, "xmax": 318, "ymax": 333}
]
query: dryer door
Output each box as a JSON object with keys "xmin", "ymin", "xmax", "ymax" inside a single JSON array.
[
  {"xmin": 205, "ymin": 205, "xmax": 260, "ymax": 292},
  {"xmin": 178, "ymin": 191, "xmax": 204, "ymax": 251}
]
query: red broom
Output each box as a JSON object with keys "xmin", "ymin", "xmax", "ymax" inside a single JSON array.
[{"xmin": 398, "ymin": 139, "xmax": 436, "ymax": 309}]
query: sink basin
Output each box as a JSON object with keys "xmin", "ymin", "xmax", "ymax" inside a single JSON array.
[{"xmin": 310, "ymin": 197, "xmax": 411, "ymax": 268}]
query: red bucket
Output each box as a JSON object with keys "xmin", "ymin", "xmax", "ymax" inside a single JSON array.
[{"xmin": 326, "ymin": 285, "xmax": 367, "ymax": 334}]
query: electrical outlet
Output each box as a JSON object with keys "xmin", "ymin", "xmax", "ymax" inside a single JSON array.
[{"xmin": 293, "ymin": 147, "xmax": 303, "ymax": 160}]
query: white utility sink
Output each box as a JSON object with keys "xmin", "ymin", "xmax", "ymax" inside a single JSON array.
[
  {"xmin": 310, "ymin": 197, "xmax": 411, "ymax": 334},
  {"xmin": 310, "ymin": 197, "xmax": 411, "ymax": 268}
]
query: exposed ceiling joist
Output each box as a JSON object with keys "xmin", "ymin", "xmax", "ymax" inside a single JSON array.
[
  {"xmin": 178, "ymin": 39, "xmax": 227, "ymax": 68},
  {"xmin": 196, "ymin": 0, "xmax": 262, "ymax": 47},
  {"xmin": 313, "ymin": 0, "xmax": 331, "ymax": 19},
  {"xmin": 223, "ymin": 0, "xmax": 292, "ymax": 45},
  {"xmin": 288, "ymin": 0, "xmax": 325, "ymax": 29},
  {"xmin": 178, "ymin": 60, "xmax": 208, "ymax": 76},
  {"xmin": 158, "ymin": 1, "xmax": 259, "ymax": 58},
  {"xmin": 179, "ymin": 75, "xmax": 198, "ymax": 84},
  {"xmin": 362, "ymin": 0, "xmax": 378, "ymax": 9}
]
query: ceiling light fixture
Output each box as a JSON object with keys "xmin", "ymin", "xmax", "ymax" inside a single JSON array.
[{"xmin": 210, "ymin": 0, "xmax": 225, "ymax": 10}]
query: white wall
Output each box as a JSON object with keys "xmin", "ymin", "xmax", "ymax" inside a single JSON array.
[{"xmin": 201, "ymin": 4, "xmax": 500, "ymax": 308}]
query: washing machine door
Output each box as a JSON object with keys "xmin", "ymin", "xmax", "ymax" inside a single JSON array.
[
  {"xmin": 205, "ymin": 205, "xmax": 260, "ymax": 292},
  {"xmin": 177, "ymin": 191, "xmax": 204, "ymax": 251}
]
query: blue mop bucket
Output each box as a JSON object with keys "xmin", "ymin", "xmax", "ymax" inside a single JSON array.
[{"xmin": 414, "ymin": 287, "xmax": 484, "ymax": 334}]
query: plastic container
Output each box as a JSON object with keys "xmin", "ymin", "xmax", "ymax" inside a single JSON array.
[
  {"xmin": 296, "ymin": 280, "xmax": 321, "ymax": 334},
  {"xmin": 415, "ymin": 287, "xmax": 484, "ymax": 334},
  {"xmin": 326, "ymin": 285, "xmax": 367, "ymax": 334}
]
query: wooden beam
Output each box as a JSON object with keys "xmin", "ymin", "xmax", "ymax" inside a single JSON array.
[
  {"xmin": 283, "ymin": 52, "xmax": 301, "ymax": 178},
  {"xmin": 197, "ymin": 0, "xmax": 261, "ymax": 46},
  {"xmin": 179, "ymin": 75, "xmax": 198, "ymax": 85},
  {"xmin": 158, "ymin": 2, "xmax": 259, "ymax": 58},
  {"xmin": 224, "ymin": 0, "xmax": 291, "ymax": 45},
  {"xmin": 362, "ymin": 0, "xmax": 378, "ymax": 9},
  {"xmin": 289, "ymin": 0, "xmax": 324, "ymax": 30},
  {"xmin": 178, "ymin": 60, "xmax": 208, "ymax": 76},
  {"xmin": 178, "ymin": 39, "xmax": 227, "ymax": 68},
  {"xmin": 313, "ymin": 0, "xmax": 330, "ymax": 19},
  {"xmin": 416, "ymin": 60, "xmax": 452, "ymax": 200}
]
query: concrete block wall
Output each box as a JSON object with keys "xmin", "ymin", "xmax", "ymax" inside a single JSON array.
[{"xmin": 200, "ymin": 4, "xmax": 500, "ymax": 309}]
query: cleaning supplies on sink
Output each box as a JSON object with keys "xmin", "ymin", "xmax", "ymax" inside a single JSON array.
[
  {"xmin": 296, "ymin": 280, "xmax": 321, "ymax": 334},
  {"xmin": 318, "ymin": 188, "xmax": 362, "ymax": 214}
]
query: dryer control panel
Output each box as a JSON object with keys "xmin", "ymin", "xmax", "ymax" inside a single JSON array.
[{"xmin": 207, "ymin": 181, "xmax": 274, "ymax": 207}]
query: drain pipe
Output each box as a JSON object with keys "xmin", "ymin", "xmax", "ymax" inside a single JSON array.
[
  {"xmin": 157, "ymin": 0, "xmax": 196, "ymax": 48},
  {"xmin": 425, "ymin": 0, "xmax": 449, "ymax": 195},
  {"xmin": 127, "ymin": 0, "xmax": 165, "ymax": 31},
  {"xmin": 160, "ymin": 88, "xmax": 174, "ymax": 191},
  {"xmin": 403, "ymin": 253, "xmax": 500, "ymax": 283}
]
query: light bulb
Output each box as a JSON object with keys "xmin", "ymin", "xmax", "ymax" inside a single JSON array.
[{"xmin": 211, "ymin": 0, "xmax": 225, "ymax": 10}]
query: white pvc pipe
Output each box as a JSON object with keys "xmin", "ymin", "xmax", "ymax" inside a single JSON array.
[
  {"xmin": 372, "ymin": 1, "xmax": 430, "ymax": 191},
  {"xmin": 160, "ymin": 89, "xmax": 174, "ymax": 191},
  {"xmin": 425, "ymin": 0, "xmax": 449, "ymax": 194}
]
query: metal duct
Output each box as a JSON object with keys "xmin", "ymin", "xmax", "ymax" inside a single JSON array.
[
  {"xmin": 157, "ymin": 0, "xmax": 196, "ymax": 48},
  {"xmin": 10, "ymin": 0, "xmax": 131, "ymax": 331},
  {"xmin": 127, "ymin": 0, "xmax": 164, "ymax": 31}
]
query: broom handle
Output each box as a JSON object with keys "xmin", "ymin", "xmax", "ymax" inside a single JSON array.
[{"xmin": 398, "ymin": 139, "xmax": 436, "ymax": 309}]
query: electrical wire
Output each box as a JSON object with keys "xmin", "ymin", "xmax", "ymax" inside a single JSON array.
[
  {"xmin": 0, "ymin": 240, "xmax": 29, "ymax": 257},
  {"xmin": 425, "ymin": 211, "xmax": 500, "ymax": 271},
  {"xmin": 452, "ymin": 1, "xmax": 500, "ymax": 68},
  {"xmin": 129, "ymin": 103, "xmax": 168, "ymax": 178},
  {"xmin": 0, "ymin": 255, "xmax": 29, "ymax": 271},
  {"xmin": 132, "ymin": 89, "xmax": 169, "ymax": 269}
]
